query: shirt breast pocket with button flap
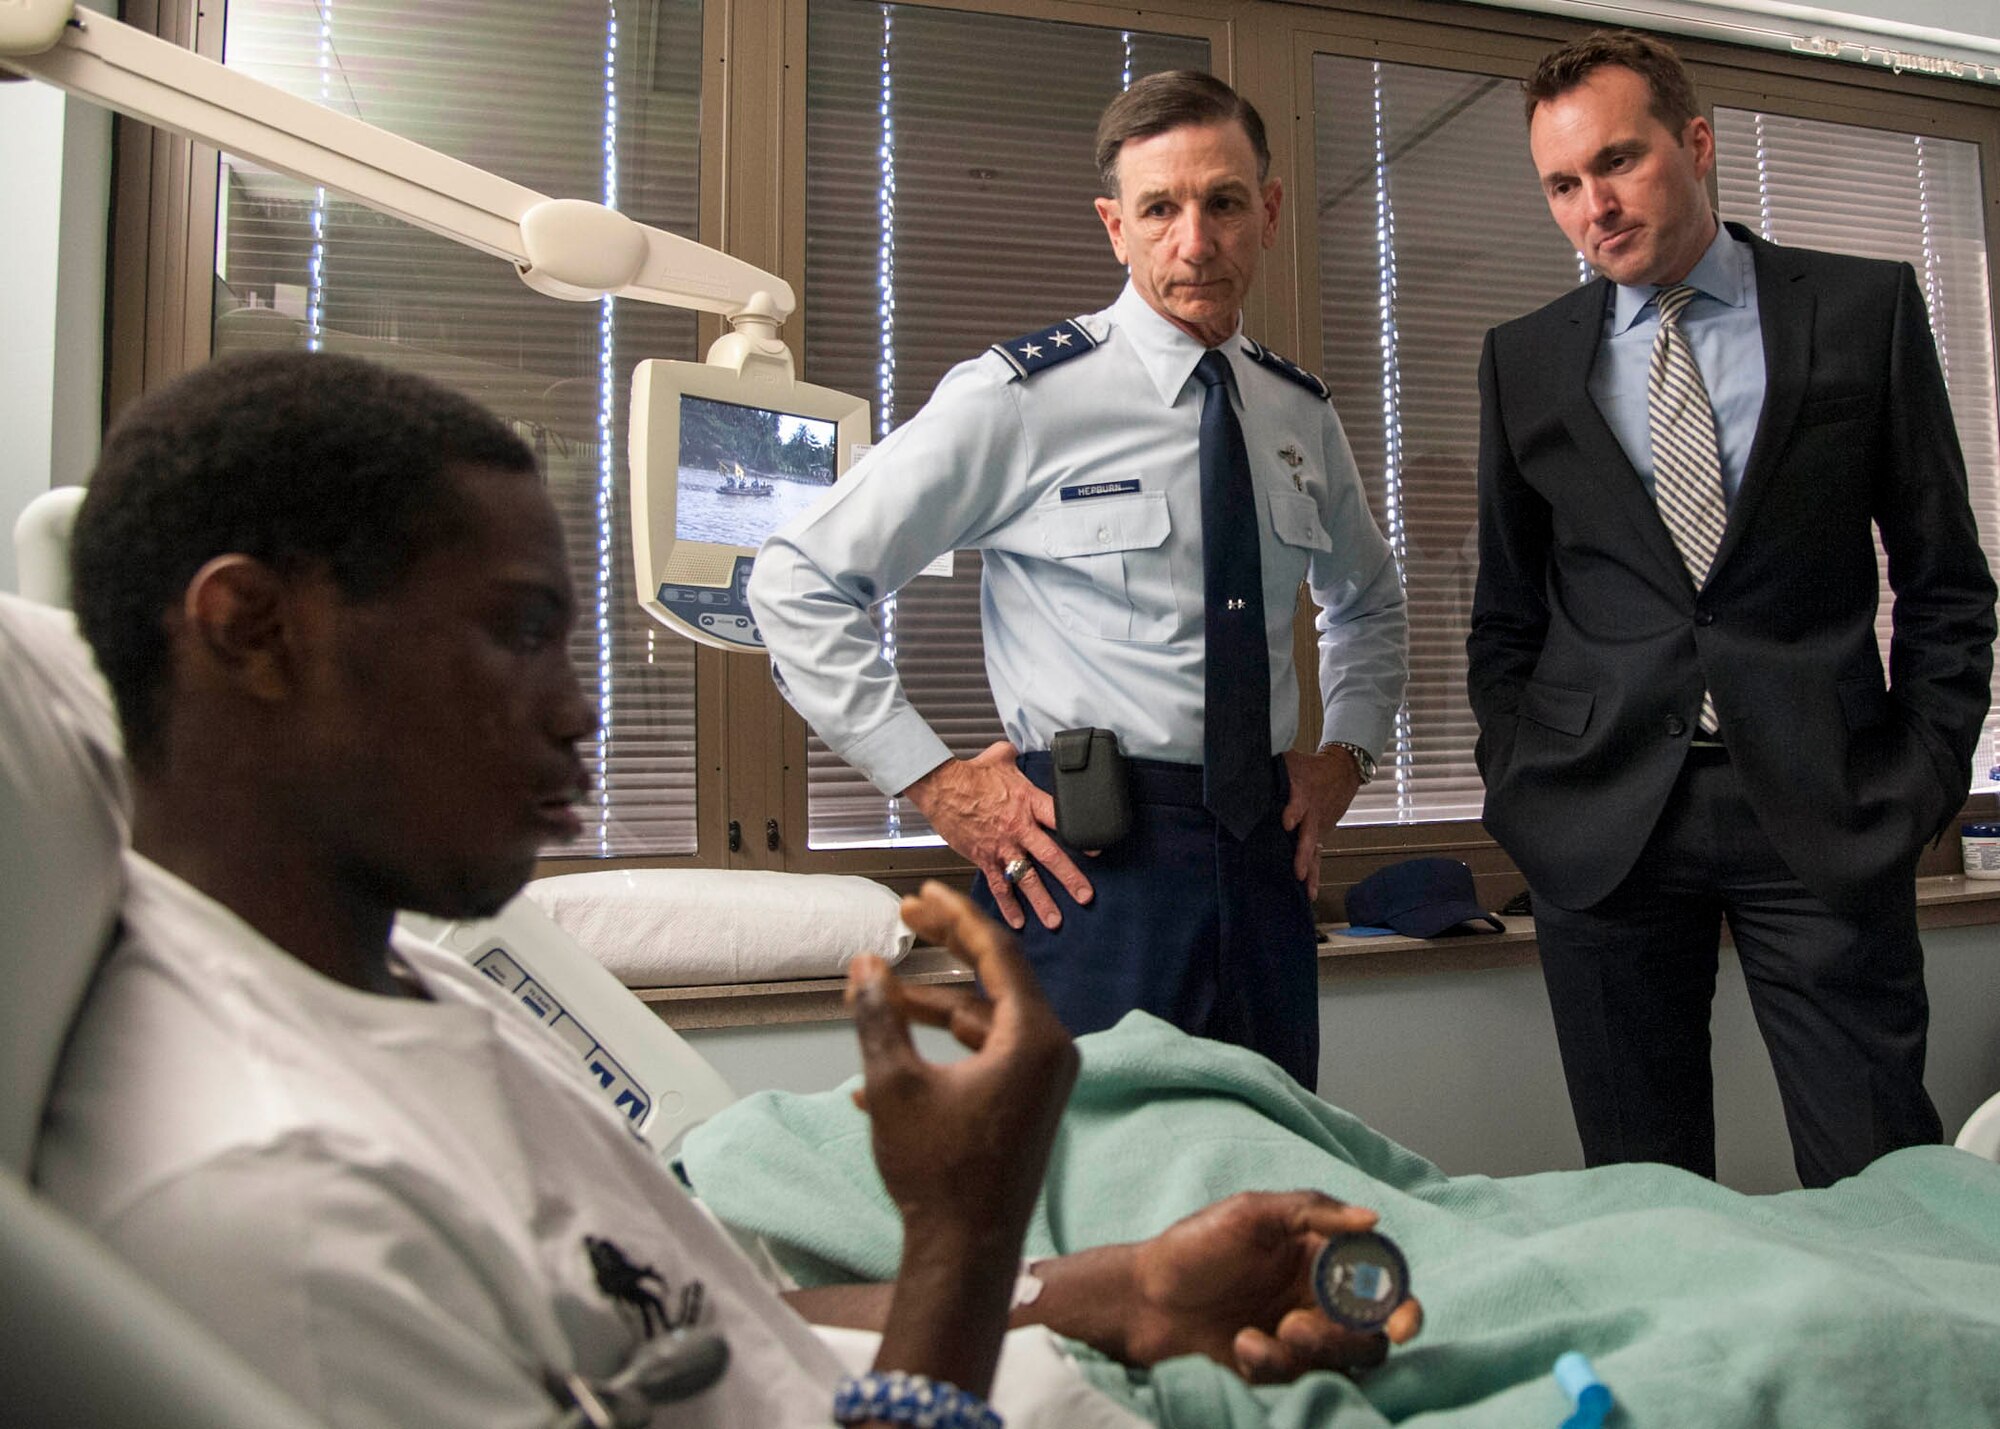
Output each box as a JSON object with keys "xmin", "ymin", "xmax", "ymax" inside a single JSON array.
[
  {"xmin": 1265, "ymin": 488, "xmax": 1331, "ymax": 588},
  {"xmin": 1039, "ymin": 490, "xmax": 1177, "ymax": 642}
]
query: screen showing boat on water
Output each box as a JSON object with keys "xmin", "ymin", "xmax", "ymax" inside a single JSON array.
[{"xmin": 675, "ymin": 393, "xmax": 841, "ymax": 549}]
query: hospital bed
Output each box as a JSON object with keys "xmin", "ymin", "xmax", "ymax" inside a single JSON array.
[{"xmin": 1, "ymin": 582, "xmax": 319, "ymax": 1428}]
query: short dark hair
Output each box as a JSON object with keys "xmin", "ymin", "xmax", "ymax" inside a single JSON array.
[
  {"xmin": 1094, "ymin": 69, "xmax": 1270, "ymax": 196},
  {"xmin": 1523, "ymin": 30, "xmax": 1702, "ymax": 134},
  {"xmin": 71, "ymin": 350, "xmax": 537, "ymax": 770}
]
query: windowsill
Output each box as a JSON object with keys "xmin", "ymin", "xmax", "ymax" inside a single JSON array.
[{"xmin": 632, "ymin": 875, "xmax": 2000, "ymax": 1030}]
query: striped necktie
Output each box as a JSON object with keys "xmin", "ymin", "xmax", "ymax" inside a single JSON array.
[
  {"xmin": 1194, "ymin": 350, "xmax": 1274, "ymax": 838},
  {"xmin": 1648, "ymin": 283, "xmax": 1724, "ymax": 735}
]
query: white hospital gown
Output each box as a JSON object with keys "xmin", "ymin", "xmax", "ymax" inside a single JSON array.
[{"xmin": 36, "ymin": 852, "xmax": 847, "ymax": 1429}]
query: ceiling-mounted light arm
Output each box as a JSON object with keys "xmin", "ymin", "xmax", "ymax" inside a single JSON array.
[{"xmin": 0, "ymin": 0, "xmax": 797, "ymax": 322}]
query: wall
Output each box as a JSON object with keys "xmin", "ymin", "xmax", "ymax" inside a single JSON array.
[
  {"xmin": 1466, "ymin": 0, "xmax": 1999, "ymax": 68},
  {"xmin": 685, "ymin": 922, "xmax": 2000, "ymax": 1194},
  {"xmin": 0, "ymin": 83, "xmax": 64, "ymax": 595},
  {"xmin": 0, "ymin": 76, "xmax": 109, "ymax": 595},
  {"xmin": 1902, "ymin": 1, "xmax": 1999, "ymax": 34}
]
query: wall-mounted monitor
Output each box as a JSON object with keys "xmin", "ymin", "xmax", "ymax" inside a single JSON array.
[{"xmin": 630, "ymin": 358, "xmax": 871, "ymax": 650}]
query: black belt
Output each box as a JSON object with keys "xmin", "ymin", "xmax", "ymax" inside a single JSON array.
[{"xmin": 1017, "ymin": 751, "xmax": 1288, "ymax": 808}]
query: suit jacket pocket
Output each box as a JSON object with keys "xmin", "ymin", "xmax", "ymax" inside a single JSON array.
[
  {"xmin": 1837, "ymin": 675, "xmax": 1892, "ymax": 731},
  {"xmin": 1521, "ymin": 680, "xmax": 1595, "ymax": 737}
]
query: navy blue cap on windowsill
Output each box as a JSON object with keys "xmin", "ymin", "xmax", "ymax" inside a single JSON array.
[{"xmin": 1344, "ymin": 857, "xmax": 1505, "ymax": 939}]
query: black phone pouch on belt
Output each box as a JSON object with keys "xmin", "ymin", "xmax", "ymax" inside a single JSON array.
[{"xmin": 1051, "ymin": 727, "xmax": 1132, "ymax": 850}]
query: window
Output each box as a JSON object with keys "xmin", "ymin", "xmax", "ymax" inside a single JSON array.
[
  {"xmin": 122, "ymin": 0, "xmax": 2000, "ymax": 874},
  {"xmin": 1306, "ymin": 57, "xmax": 2000, "ymax": 825},
  {"xmin": 800, "ymin": 0, "xmax": 1206, "ymax": 848},
  {"xmin": 1712, "ymin": 108, "xmax": 2000, "ymax": 786},
  {"xmin": 213, "ymin": 0, "xmax": 706, "ymax": 855},
  {"xmin": 1312, "ymin": 54, "xmax": 1582, "ymax": 824}
]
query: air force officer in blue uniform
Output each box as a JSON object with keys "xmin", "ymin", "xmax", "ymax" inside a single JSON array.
[{"xmin": 749, "ymin": 72, "xmax": 1406, "ymax": 1088}]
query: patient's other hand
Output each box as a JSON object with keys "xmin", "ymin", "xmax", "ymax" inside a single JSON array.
[
  {"xmin": 1123, "ymin": 1190, "xmax": 1424, "ymax": 1383},
  {"xmin": 846, "ymin": 880, "xmax": 1077, "ymax": 1253}
]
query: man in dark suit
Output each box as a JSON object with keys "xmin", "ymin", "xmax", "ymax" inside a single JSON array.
[{"xmin": 1467, "ymin": 30, "xmax": 1996, "ymax": 1187}]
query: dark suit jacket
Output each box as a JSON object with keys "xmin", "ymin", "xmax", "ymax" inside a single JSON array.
[{"xmin": 1467, "ymin": 224, "xmax": 1996, "ymax": 915}]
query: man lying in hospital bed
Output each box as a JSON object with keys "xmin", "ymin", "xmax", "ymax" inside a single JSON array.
[
  {"xmin": 16, "ymin": 350, "xmax": 2000, "ymax": 1429},
  {"xmin": 20, "ymin": 350, "xmax": 1418, "ymax": 1429}
]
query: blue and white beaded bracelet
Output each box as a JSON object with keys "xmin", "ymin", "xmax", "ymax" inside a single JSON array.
[{"xmin": 831, "ymin": 1370, "xmax": 1003, "ymax": 1429}]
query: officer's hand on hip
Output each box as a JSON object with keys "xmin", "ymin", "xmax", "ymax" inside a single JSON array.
[
  {"xmin": 1280, "ymin": 749, "xmax": 1362, "ymax": 899},
  {"xmin": 902, "ymin": 742, "xmax": 1093, "ymax": 930}
]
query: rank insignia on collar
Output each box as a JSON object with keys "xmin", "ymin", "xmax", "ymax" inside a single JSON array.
[
  {"xmin": 1241, "ymin": 338, "xmax": 1331, "ymax": 401},
  {"xmin": 1278, "ymin": 442, "xmax": 1305, "ymax": 469}
]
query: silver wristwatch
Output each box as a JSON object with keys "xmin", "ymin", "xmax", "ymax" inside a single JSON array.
[{"xmin": 1319, "ymin": 740, "xmax": 1377, "ymax": 785}]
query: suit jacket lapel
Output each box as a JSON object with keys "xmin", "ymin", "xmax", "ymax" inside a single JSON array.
[
  {"xmin": 1713, "ymin": 226, "xmax": 1810, "ymax": 577},
  {"xmin": 1553, "ymin": 278, "xmax": 1692, "ymax": 591}
]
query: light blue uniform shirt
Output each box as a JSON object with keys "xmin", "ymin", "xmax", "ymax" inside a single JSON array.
[
  {"xmin": 1588, "ymin": 223, "xmax": 1766, "ymax": 504},
  {"xmin": 747, "ymin": 282, "xmax": 1409, "ymax": 798}
]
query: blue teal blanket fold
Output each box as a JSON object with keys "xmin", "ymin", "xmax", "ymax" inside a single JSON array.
[{"xmin": 679, "ymin": 1012, "xmax": 2000, "ymax": 1427}]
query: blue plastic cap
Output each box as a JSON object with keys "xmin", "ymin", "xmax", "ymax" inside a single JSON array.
[{"xmin": 1555, "ymin": 1352, "xmax": 1612, "ymax": 1429}]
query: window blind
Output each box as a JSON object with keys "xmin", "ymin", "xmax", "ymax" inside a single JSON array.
[
  {"xmin": 1713, "ymin": 108, "xmax": 2000, "ymax": 789},
  {"xmin": 801, "ymin": 0, "xmax": 1206, "ymax": 847},
  {"xmin": 213, "ymin": 0, "xmax": 705, "ymax": 856},
  {"xmin": 1313, "ymin": 55, "xmax": 1584, "ymax": 824}
]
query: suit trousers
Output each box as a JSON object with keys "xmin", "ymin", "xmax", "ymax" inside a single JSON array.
[
  {"xmin": 1532, "ymin": 746, "xmax": 1943, "ymax": 1187},
  {"xmin": 970, "ymin": 752, "xmax": 1321, "ymax": 1090}
]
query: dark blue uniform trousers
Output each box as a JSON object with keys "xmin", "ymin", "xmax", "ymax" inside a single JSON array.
[{"xmin": 971, "ymin": 753, "xmax": 1321, "ymax": 1090}]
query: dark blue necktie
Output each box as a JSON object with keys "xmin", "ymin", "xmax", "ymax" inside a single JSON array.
[{"xmin": 1194, "ymin": 349, "xmax": 1273, "ymax": 839}]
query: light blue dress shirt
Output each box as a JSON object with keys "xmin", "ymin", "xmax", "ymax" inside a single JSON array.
[
  {"xmin": 747, "ymin": 282, "xmax": 1409, "ymax": 798},
  {"xmin": 1588, "ymin": 223, "xmax": 1767, "ymax": 505}
]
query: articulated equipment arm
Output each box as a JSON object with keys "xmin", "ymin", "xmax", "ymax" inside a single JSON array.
[{"xmin": 0, "ymin": 0, "xmax": 794, "ymax": 322}]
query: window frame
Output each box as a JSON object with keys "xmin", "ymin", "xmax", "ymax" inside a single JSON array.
[{"xmin": 103, "ymin": 0, "xmax": 2000, "ymax": 909}]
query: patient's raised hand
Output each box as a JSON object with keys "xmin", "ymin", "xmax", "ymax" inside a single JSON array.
[
  {"xmin": 841, "ymin": 880, "xmax": 1078, "ymax": 1397},
  {"xmin": 847, "ymin": 880, "xmax": 1076, "ymax": 1240}
]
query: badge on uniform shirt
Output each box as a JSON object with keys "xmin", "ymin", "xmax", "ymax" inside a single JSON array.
[
  {"xmin": 1059, "ymin": 478, "xmax": 1142, "ymax": 501},
  {"xmin": 1278, "ymin": 442, "xmax": 1305, "ymax": 469}
]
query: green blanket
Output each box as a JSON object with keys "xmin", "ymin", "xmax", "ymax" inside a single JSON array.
[{"xmin": 680, "ymin": 1012, "xmax": 2000, "ymax": 1427}]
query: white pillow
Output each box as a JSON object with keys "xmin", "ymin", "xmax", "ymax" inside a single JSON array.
[{"xmin": 521, "ymin": 869, "xmax": 914, "ymax": 987}]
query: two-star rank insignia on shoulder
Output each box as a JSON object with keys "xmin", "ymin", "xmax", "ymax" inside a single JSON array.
[
  {"xmin": 990, "ymin": 319, "xmax": 1099, "ymax": 380},
  {"xmin": 1241, "ymin": 338, "xmax": 1330, "ymax": 401}
]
